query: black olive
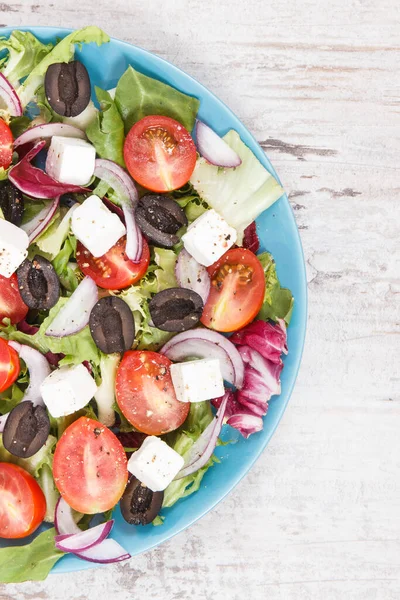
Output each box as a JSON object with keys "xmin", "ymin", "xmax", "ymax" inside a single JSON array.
[
  {"xmin": 120, "ymin": 476, "xmax": 164, "ymax": 526},
  {"xmin": 0, "ymin": 181, "xmax": 24, "ymax": 226},
  {"xmin": 45, "ymin": 60, "xmax": 91, "ymax": 118},
  {"xmin": 149, "ymin": 287, "xmax": 203, "ymax": 332},
  {"xmin": 3, "ymin": 401, "xmax": 50, "ymax": 458},
  {"xmin": 89, "ymin": 297, "xmax": 135, "ymax": 354},
  {"xmin": 17, "ymin": 255, "xmax": 60, "ymax": 310},
  {"xmin": 135, "ymin": 194, "xmax": 188, "ymax": 248}
]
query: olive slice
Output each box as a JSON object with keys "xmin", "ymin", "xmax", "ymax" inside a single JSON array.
[
  {"xmin": 3, "ymin": 401, "xmax": 50, "ymax": 458},
  {"xmin": 0, "ymin": 181, "xmax": 24, "ymax": 226},
  {"xmin": 89, "ymin": 297, "xmax": 135, "ymax": 354},
  {"xmin": 45, "ymin": 60, "xmax": 91, "ymax": 118},
  {"xmin": 17, "ymin": 255, "xmax": 60, "ymax": 310},
  {"xmin": 149, "ymin": 287, "xmax": 203, "ymax": 332},
  {"xmin": 120, "ymin": 476, "xmax": 164, "ymax": 526},
  {"xmin": 135, "ymin": 194, "xmax": 188, "ymax": 248}
]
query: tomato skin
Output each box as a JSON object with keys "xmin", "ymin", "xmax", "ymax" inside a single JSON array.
[
  {"xmin": 0, "ymin": 463, "xmax": 46, "ymax": 539},
  {"xmin": 53, "ymin": 417, "xmax": 128, "ymax": 514},
  {"xmin": 76, "ymin": 236, "xmax": 150, "ymax": 290},
  {"xmin": 116, "ymin": 351, "xmax": 190, "ymax": 435},
  {"xmin": 201, "ymin": 248, "xmax": 266, "ymax": 333},
  {"xmin": 124, "ymin": 115, "xmax": 197, "ymax": 192},
  {"xmin": 0, "ymin": 119, "xmax": 13, "ymax": 170},
  {"xmin": 0, "ymin": 274, "xmax": 29, "ymax": 325},
  {"xmin": 0, "ymin": 338, "xmax": 20, "ymax": 393}
]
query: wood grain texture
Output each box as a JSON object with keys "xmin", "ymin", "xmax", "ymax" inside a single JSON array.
[{"xmin": 0, "ymin": 0, "xmax": 399, "ymax": 598}]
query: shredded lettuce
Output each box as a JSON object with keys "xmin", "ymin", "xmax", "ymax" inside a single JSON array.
[
  {"xmin": 115, "ymin": 65, "xmax": 200, "ymax": 132},
  {"xmin": 0, "ymin": 30, "xmax": 53, "ymax": 87},
  {"xmin": 35, "ymin": 205, "xmax": 75, "ymax": 259},
  {"xmin": 52, "ymin": 236, "xmax": 80, "ymax": 293},
  {"xmin": 15, "ymin": 26, "xmax": 110, "ymax": 108},
  {"xmin": 190, "ymin": 130, "xmax": 284, "ymax": 243},
  {"xmin": 257, "ymin": 252, "xmax": 294, "ymax": 325},
  {"xmin": 94, "ymin": 352, "xmax": 120, "ymax": 427},
  {"xmin": 86, "ymin": 87, "xmax": 125, "ymax": 167}
]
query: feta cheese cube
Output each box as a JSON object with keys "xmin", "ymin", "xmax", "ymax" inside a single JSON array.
[
  {"xmin": 71, "ymin": 195, "xmax": 126, "ymax": 257},
  {"xmin": 62, "ymin": 101, "xmax": 98, "ymax": 131},
  {"xmin": 170, "ymin": 358, "xmax": 224, "ymax": 403},
  {"xmin": 0, "ymin": 219, "xmax": 29, "ymax": 277},
  {"xmin": 181, "ymin": 209, "xmax": 237, "ymax": 267},
  {"xmin": 128, "ymin": 436, "xmax": 184, "ymax": 492},
  {"xmin": 46, "ymin": 136, "xmax": 96, "ymax": 185},
  {"xmin": 40, "ymin": 364, "xmax": 97, "ymax": 418}
]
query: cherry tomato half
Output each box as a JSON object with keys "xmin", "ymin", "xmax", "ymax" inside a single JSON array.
[
  {"xmin": 0, "ymin": 463, "xmax": 46, "ymax": 539},
  {"xmin": 0, "ymin": 338, "xmax": 20, "ymax": 393},
  {"xmin": 124, "ymin": 115, "xmax": 197, "ymax": 192},
  {"xmin": 53, "ymin": 417, "xmax": 128, "ymax": 514},
  {"xmin": 201, "ymin": 248, "xmax": 266, "ymax": 332},
  {"xmin": 76, "ymin": 236, "xmax": 150, "ymax": 290},
  {"xmin": 0, "ymin": 273, "xmax": 29, "ymax": 325},
  {"xmin": 0, "ymin": 119, "xmax": 13, "ymax": 170},
  {"xmin": 116, "ymin": 351, "xmax": 190, "ymax": 435}
]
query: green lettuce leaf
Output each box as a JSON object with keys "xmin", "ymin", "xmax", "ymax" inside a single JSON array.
[
  {"xmin": 115, "ymin": 65, "xmax": 200, "ymax": 132},
  {"xmin": 36, "ymin": 206, "xmax": 73, "ymax": 259},
  {"xmin": 257, "ymin": 251, "xmax": 294, "ymax": 325},
  {"xmin": 9, "ymin": 115, "xmax": 32, "ymax": 138},
  {"xmin": 0, "ymin": 527, "xmax": 64, "ymax": 583},
  {"xmin": 161, "ymin": 402, "xmax": 217, "ymax": 509},
  {"xmin": 0, "ymin": 30, "xmax": 53, "ymax": 87},
  {"xmin": 190, "ymin": 130, "xmax": 284, "ymax": 243},
  {"xmin": 52, "ymin": 236, "xmax": 80, "ymax": 292},
  {"xmin": 0, "ymin": 167, "xmax": 9, "ymax": 181},
  {"xmin": 0, "ymin": 297, "xmax": 101, "ymax": 366},
  {"xmin": 16, "ymin": 26, "xmax": 110, "ymax": 108},
  {"xmin": 87, "ymin": 87, "xmax": 125, "ymax": 167}
]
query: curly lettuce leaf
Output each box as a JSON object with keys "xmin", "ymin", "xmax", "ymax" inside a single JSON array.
[
  {"xmin": 0, "ymin": 30, "xmax": 53, "ymax": 87},
  {"xmin": 115, "ymin": 65, "xmax": 200, "ymax": 132},
  {"xmin": 86, "ymin": 87, "xmax": 125, "ymax": 167},
  {"xmin": 257, "ymin": 252, "xmax": 294, "ymax": 325},
  {"xmin": 0, "ymin": 527, "xmax": 64, "ymax": 583},
  {"xmin": 52, "ymin": 236, "xmax": 80, "ymax": 292},
  {"xmin": 16, "ymin": 26, "xmax": 110, "ymax": 108},
  {"xmin": 190, "ymin": 130, "xmax": 284, "ymax": 243}
]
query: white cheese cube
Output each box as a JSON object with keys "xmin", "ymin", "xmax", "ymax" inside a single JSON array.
[
  {"xmin": 40, "ymin": 364, "xmax": 97, "ymax": 418},
  {"xmin": 181, "ymin": 209, "xmax": 237, "ymax": 267},
  {"xmin": 46, "ymin": 136, "xmax": 96, "ymax": 185},
  {"xmin": 62, "ymin": 101, "xmax": 98, "ymax": 131},
  {"xmin": 170, "ymin": 358, "xmax": 224, "ymax": 403},
  {"xmin": 71, "ymin": 195, "xmax": 126, "ymax": 257},
  {"xmin": 0, "ymin": 219, "xmax": 29, "ymax": 277},
  {"xmin": 127, "ymin": 436, "xmax": 184, "ymax": 492}
]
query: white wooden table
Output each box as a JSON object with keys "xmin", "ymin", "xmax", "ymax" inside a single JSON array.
[{"xmin": 1, "ymin": 0, "xmax": 399, "ymax": 598}]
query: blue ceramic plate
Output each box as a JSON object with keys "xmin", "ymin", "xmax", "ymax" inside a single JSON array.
[{"xmin": 0, "ymin": 26, "xmax": 307, "ymax": 573}]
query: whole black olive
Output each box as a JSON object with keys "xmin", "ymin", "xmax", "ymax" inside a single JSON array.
[
  {"xmin": 45, "ymin": 60, "xmax": 91, "ymax": 118},
  {"xmin": 0, "ymin": 181, "xmax": 24, "ymax": 226},
  {"xmin": 120, "ymin": 476, "xmax": 164, "ymax": 526},
  {"xmin": 3, "ymin": 401, "xmax": 50, "ymax": 458},
  {"xmin": 17, "ymin": 255, "xmax": 60, "ymax": 310},
  {"xmin": 89, "ymin": 296, "xmax": 135, "ymax": 354},
  {"xmin": 135, "ymin": 194, "xmax": 188, "ymax": 248},
  {"xmin": 149, "ymin": 287, "xmax": 203, "ymax": 332}
]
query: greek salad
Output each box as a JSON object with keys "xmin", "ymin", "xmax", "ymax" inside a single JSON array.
[{"xmin": 0, "ymin": 27, "xmax": 294, "ymax": 582}]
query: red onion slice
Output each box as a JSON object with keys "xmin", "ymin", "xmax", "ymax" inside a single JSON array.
[
  {"xmin": 55, "ymin": 520, "xmax": 114, "ymax": 553},
  {"xmin": 9, "ymin": 141, "xmax": 89, "ymax": 199},
  {"xmin": 20, "ymin": 196, "xmax": 60, "ymax": 242},
  {"xmin": 73, "ymin": 539, "xmax": 131, "ymax": 564},
  {"xmin": 175, "ymin": 249, "xmax": 210, "ymax": 304},
  {"xmin": 14, "ymin": 123, "xmax": 86, "ymax": 148},
  {"xmin": 0, "ymin": 73, "xmax": 22, "ymax": 116},
  {"xmin": 161, "ymin": 329, "xmax": 244, "ymax": 389},
  {"xmin": 8, "ymin": 341, "xmax": 50, "ymax": 405},
  {"xmin": 54, "ymin": 497, "xmax": 82, "ymax": 536},
  {"xmin": 195, "ymin": 121, "xmax": 242, "ymax": 168},
  {"xmin": 45, "ymin": 276, "xmax": 98, "ymax": 338},
  {"xmin": 163, "ymin": 338, "xmax": 235, "ymax": 385},
  {"xmin": 174, "ymin": 391, "xmax": 229, "ymax": 480},
  {"xmin": 94, "ymin": 159, "xmax": 143, "ymax": 263}
]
